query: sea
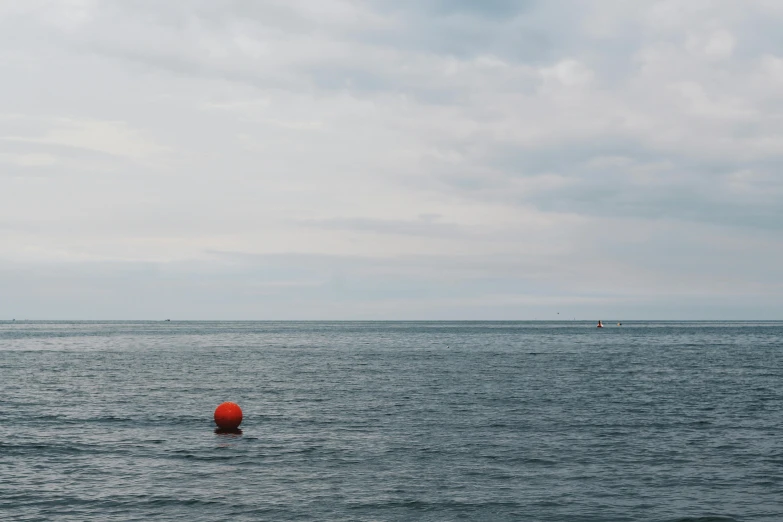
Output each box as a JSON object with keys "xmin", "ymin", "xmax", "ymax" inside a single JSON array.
[{"xmin": 1, "ymin": 321, "xmax": 781, "ymax": 521}]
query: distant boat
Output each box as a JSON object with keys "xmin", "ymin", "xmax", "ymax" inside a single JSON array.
[
  {"xmin": 165, "ymin": 319, "xmax": 171, "ymax": 322},
  {"xmin": 597, "ymin": 320, "xmax": 604, "ymax": 328}
]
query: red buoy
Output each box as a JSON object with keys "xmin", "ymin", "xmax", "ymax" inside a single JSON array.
[{"xmin": 214, "ymin": 401, "xmax": 243, "ymax": 430}]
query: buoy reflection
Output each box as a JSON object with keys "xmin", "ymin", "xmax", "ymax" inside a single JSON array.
[{"xmin": 214, "ymin": 427, "xmax": 243, "ymax": 436}]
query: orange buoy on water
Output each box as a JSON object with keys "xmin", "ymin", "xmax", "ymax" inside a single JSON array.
[{"xmin": 214, "ymin": 401, "xmax": 243, "ymax": 430}]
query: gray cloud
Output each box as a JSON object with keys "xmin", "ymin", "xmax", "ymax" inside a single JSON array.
[
  {"xmin": 298, "ymin": 216, "xmax": 469, "ymax": 238},
  {"xmin": 0, "ymin": 1, "xmax": 782, "ymax": 318}
]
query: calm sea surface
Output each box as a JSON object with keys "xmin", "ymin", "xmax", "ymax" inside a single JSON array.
[{"xmin": 1, "ymin": 321, "xmax": 781, "ymax": 521}]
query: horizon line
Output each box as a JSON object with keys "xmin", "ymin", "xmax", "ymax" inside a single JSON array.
[{"xmin": 2, "ymin": 319, "xmax": 781, "ymax": 322}]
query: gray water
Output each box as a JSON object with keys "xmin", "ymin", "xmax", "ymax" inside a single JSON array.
[{"xmin": 1, "ymin": 321, "xmax": 781, "ymax": 521}]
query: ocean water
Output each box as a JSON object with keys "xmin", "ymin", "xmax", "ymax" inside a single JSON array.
[{"xmin": 1, "ymin": 321, "xmax": 781, "ymax": 522}]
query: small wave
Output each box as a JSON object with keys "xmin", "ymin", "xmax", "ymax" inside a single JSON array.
[
  {"xmin": 672, "ymin": 515, "xmax": 739, "ymax": 522},
  {"xmin": 169, "ymin": 453, "xmax": 239, "ymax": 461}
]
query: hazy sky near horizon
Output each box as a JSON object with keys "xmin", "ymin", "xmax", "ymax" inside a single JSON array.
[{"xmin": 1, "ymin": 0, "xmax": 782, "ymax": 319}]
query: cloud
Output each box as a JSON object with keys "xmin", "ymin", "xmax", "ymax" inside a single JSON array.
[
  {"xmin": 2, "ymin": 119, "xmax": 169, "ymax": 161},
  {"xmin": 0, "ymin": 152, "xmax": 58, "ymax": 168},
  {"xmin": 0, "ymin": 1, "xmax": 781, "ymax": 318},
  {"xmin": 298, "ymin": 215, "xmax": 469, "ymax": 238}
]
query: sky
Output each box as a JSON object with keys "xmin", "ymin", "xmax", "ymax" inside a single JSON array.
[{"xmin": 1, "ymin": 0, "xmax": 782, "ymax": 320}]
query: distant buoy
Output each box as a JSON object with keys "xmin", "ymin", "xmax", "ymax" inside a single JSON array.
[{"xmin": 214, "ymin": 402, "xmax": 243, "ymax": 430}]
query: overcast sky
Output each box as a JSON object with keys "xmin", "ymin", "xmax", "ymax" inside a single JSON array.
[{"xmin": 1, "ymin": 0, "xmax": 782, "ymax": 320}]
